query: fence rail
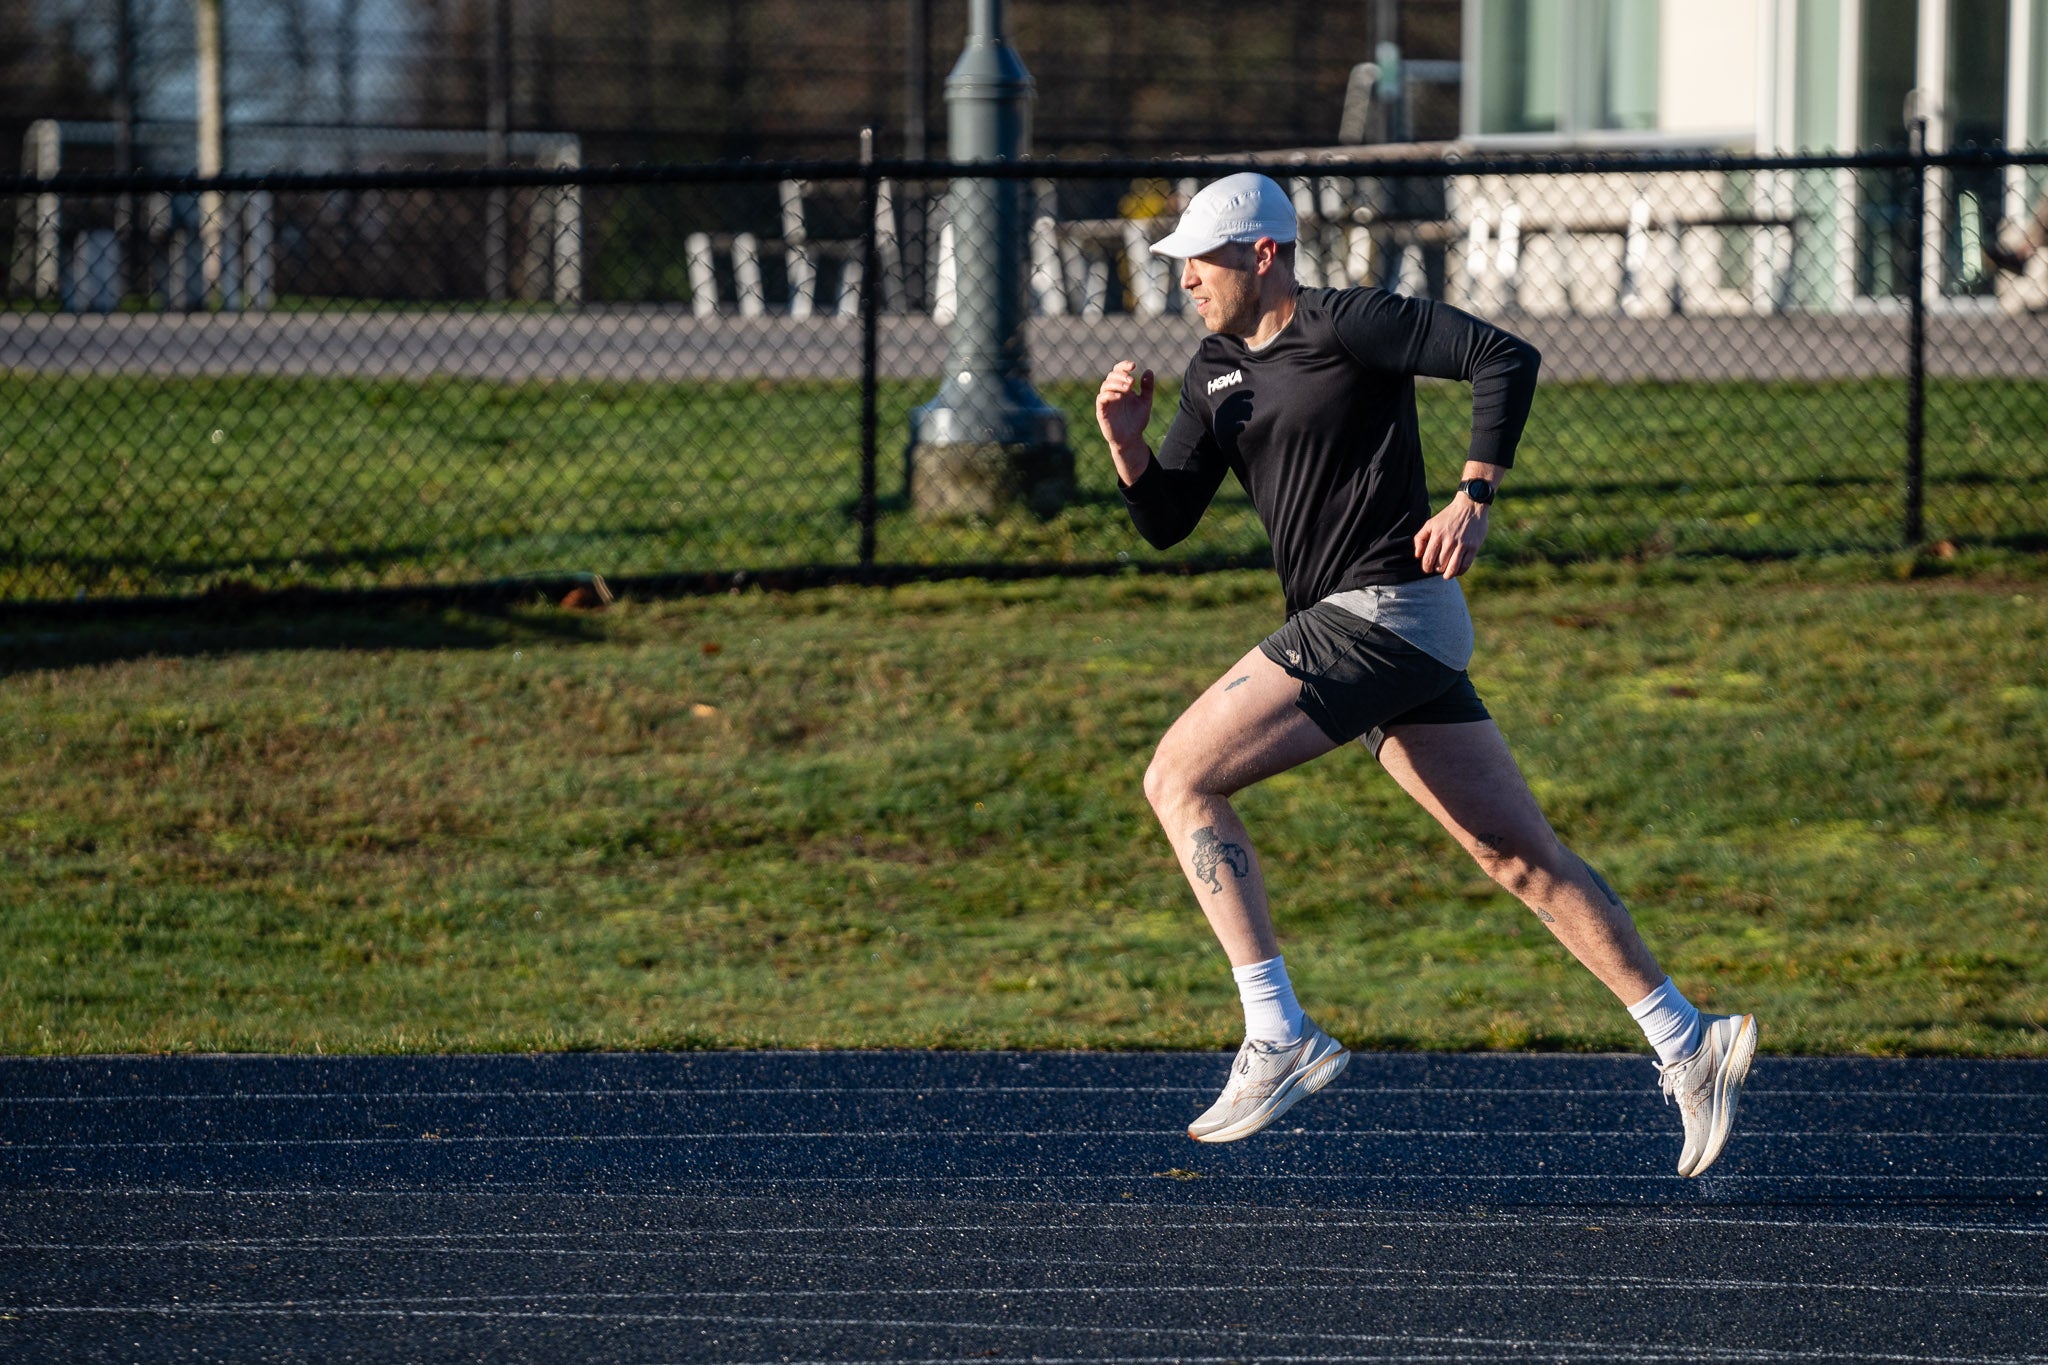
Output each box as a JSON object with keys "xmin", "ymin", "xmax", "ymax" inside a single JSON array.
[{"xmin": 4, "ymin": 147, "xmax": 2046, "ymax": 605}]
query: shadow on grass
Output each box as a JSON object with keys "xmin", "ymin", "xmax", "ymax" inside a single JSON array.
[
  {"xmin": 836, "ymin": 485, "xmax": 1138, "ymax": 523},
  {"xmin": 11, "ymin": 511, "xmax": 718, "ymax": 586},
  {"xmin": 0, "ymin": 591, "xmax": 612, "ymax": 679}
]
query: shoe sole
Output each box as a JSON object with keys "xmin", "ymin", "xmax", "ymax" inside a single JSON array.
[
  {"xmin": 1683, "ymin": 1014, "xmax": 1757, "ymax": 1178},
  {"xmin": 1189, "ymin": 1046, "xmax": 1350, "ymax": 1144}
]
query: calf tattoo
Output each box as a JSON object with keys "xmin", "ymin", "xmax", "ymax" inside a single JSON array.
[{"xmin": 1189, "ymin": 826, "xmax": 1252, "ymax": 893}]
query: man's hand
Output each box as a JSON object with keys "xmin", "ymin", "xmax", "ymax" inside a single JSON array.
[
  {"xmin": 1095, "ymin": 360, "xmax": 1155, "ymax": 485},
  {"xmin": 1413, "ymin": 493, "xmax": 1490, "ymax": 578}
]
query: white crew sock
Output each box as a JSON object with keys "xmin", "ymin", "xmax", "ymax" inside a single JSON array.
[
  {"xmin": 1232, "ymin": 955, "xmax": 1305, "ymax": 1045},
  {"xmin": 1628, "ymin": 976, "xmax": 1704, "ymax": 1067}
]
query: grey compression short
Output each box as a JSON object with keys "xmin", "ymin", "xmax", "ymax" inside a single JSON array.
[{"xmin": 1257, "ymin": 577, "xmax": 1490, "ymax": 754}]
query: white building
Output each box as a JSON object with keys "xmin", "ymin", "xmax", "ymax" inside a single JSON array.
[
  {"xmin": 1461, "ymin": 0, "xmax": 2047, "ymax": 153},
  {"xmin": 1453, "ymin": 0, "xmax": 2048, "ymax": 310}
]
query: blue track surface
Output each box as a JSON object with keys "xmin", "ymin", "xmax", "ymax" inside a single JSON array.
[{"xmin": 3, "ymin": 1050, "xmax": 2045, "ymax": 1361}]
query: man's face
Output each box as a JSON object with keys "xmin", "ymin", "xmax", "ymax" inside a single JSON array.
[{"xmin": 1181, "ymin": 240, "xmax": 1263, "ymax": 336}]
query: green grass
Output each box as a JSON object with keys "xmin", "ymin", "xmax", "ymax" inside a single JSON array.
[
  {"xmin": 6, "ymin": 372, "xmax": 2047, "ymax": 600},
  {"xmin": 4, "ymin": 557, "xmax": 2046, "ymax": 1056}
]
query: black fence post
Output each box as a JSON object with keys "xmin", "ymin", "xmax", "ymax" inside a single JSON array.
[
  {"xmin": 1904, "ymin": 119, "xmax": 1928, "ymax": 548},
  {"xmin": 858, "ymin": 128, "xmax": 882, "ymax": 573}
]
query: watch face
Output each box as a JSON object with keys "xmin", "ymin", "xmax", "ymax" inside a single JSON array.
[{"xmin": 1463, "ymin": 479, "xmax": 1494, "ymax": 504}]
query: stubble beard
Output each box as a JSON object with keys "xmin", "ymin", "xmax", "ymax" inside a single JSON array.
[{"xmin": 1202, "ymin": 286, "xmax": 1255, "ymax": 337}]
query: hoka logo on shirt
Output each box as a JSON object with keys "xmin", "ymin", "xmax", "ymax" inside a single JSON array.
[{"xmin": 1206, "ymin": 369, "xmax": 1244, "ymax": 396}]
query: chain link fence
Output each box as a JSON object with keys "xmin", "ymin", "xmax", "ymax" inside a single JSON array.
[{"xmin": 4, "ymin": 148, "xmax": 2046, "ymax": 604}]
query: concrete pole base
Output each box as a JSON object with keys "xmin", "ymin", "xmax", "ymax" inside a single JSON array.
[{"xmin": 911, "ymin": 441, "xmax": 1075, "ymax": 521}]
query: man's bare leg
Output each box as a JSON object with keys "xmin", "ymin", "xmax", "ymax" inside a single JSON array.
[
  {"xmin": 1148, "ymin": 644, "xmax": 1354, "ymax": 1143},
  {"xmin": 1379, "ymin": 718, "xmax": 1756, "ymax": 1176},
  {"xmin": 1374, "ymin": 720, "xmax": 1664, "ymax": 1004},
  {"xmin": 1142, "ymin": 645, "xmax": 1337, "ymax": 967}
]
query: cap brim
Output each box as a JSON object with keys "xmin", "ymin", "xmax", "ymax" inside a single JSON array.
[
  {"xmin": 1148, "ymin": 226, "xmax": 1298, "ymax": 260},
  {"xmin": 1148, "ymin": 225, "xmax": 1228, "ymax": 260}
]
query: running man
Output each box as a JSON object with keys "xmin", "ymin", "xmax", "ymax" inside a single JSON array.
[{"xmin": 1095, "ymin": 173, "xmax": 1756, "ymax": 1176}]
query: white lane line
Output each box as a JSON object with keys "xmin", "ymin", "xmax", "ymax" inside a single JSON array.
[
  {"xmin": 15, "ymin": 1190, "xmax": 2048, "ymax": 1234},
  {"xmin": 639, "ymin": 1359, "xmax": 1776, "ymax": 1365},
  {"xmin": 538, "ymin": 1174, "xmax": 2048, "ymax": 1184},
  {"xmin": 10, "ymin": 1173, "xmax": 2044, "ymax": 1189},
  {"xmin": 0, "ymin": 1088, "xmax": 1225, "ymax": 1104},
  {"xmin": 12, "ymin": 1219, "xmax": 2048, "ymax": 1252},
  {"xmin": 3, "ymin": 1086, "xmax": 2043, "ymax": 1104},
  {"xmin": 639, "ymin": 1359, "xmax": 1850, "ymax": 1365},
  {"xmin": 4, "ymin": 1227, "xmax": 2043, "ymax": 1254},
  {"xmin": 645, "ymin": 1349, "xmax": 2048, "ymax": 1365},
  {"xmin": 634, "ymin": 1356, "xmax": 2046, "ymax": 1365},
  {"xmin": 5, "ymin": 1129, "xmax": 2039, "ymax": 1150},
  {"xmin": 5, "ymin": 1242, "xmax": 2043, "ymax": 1300},
  {"xmin": 0, "ymin": 1305, "xmax": 2034, "ymax": 1363},
  {"xmin": 7, "ymin": 1282, "xmax": 2048, "ymax": 1305}
]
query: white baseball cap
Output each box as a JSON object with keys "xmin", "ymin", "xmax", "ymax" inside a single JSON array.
[{"xmin": 1149, "ymin": 172, "xmax": 1298, "ymax": 259}]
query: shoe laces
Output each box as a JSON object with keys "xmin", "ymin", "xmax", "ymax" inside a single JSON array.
[
  {"xmin": 1656, "ymin": 1022, "xmax": 1721, "ymax": 1105},
  {"xmin": 1234, "ymin": 1035, "xmax": 1293, "ymax": 1077}
]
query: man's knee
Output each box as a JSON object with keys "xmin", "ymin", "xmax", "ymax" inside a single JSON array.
[
  {"xmin": 1144, "ymin": 739, "xmax": 1218, "ymax": 816},
  {"xmin": 1141, "ymin": 750, "xmax": 1173, "ymax": 814},
  {"xmin": 1143, "ymin": 745, "xmax": 1192, "ymax": 815}
]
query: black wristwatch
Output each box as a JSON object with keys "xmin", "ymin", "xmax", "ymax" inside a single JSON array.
[{"xmin": 1458, "ymin": 477, "xmax": 1496, "ymax": 505}]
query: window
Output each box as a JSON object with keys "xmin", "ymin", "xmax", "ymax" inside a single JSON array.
[
  {"xmin": 1794, "ymin": 0, "xmax": 1843, "ymax": 150},
  {"xmin": 2031, "ymin": 0, "xmax": 2048, "ymax": 146},
  {"xmin": 1471, "ymin": 0, "xmax": 1660, "ymax": 137},
  {"xmin": 1853, "ymin": 0, "xmax": 1920, "ymax": 297},
  {"xmin": 1945, "ymin": 0, "xmax": 2010, "ymax": 293}
]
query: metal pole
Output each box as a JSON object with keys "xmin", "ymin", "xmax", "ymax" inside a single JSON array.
[
  {"xmin": 486, "ymin": 0, "xmax": 512, "ymax": 302},
  {"xmin": 903, "ymin": 0, "xmax": 930, "ymax": 310},
  {"xmin": 336, "ymin": 0, "xmax": 361, "ymax": 296},
  {"xmin": 195, "ymin": 0, "xmax": 225, "ymax": 309},
  {"xmin": 906, "ymin": 0, "xmax": 930, "ymax": 160},
  {"xmin": 114, "ymin": 0, "xmax": 140, "ymax": 302},
  {"xmin": 338, "ymin": 0, "xmax": 359, "ymax": 166},
  {"xmin": 114, "ymin": 0, "xmax": 135, "ymax": 172},
  {"xmin": 1904, "ymin": 118, "xmax": 1927, "ymax": 548},
  {"xmin": 1374, "ymin": 0, "xmax": 1400, "ymax": 143},
  {"xmin": 905, "ymin": 0, "xmax": 1070, "ymax": 519},
  {"xmin": 859, "ymin": 127, "xmax": 881, "ymax": 571},
  {"xmin": 631, "ymin": 0, "xmax": 653, "ymax": 152}
]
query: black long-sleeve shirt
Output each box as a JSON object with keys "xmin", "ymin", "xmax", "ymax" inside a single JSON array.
[{"xmin": 1119, "ymin": 286, "xmax": 1540, "ymax": 616}]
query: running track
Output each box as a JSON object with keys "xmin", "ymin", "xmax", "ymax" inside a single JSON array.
[{"xmin": 3, "ymin": 1051, "xmax": 2044, "ymax": 1362}]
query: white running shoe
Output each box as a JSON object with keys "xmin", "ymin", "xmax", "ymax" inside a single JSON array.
[
  {"xmin": 1188, "ymin": 1017, "xmax": 1350, "ymax": 1144},
  {"xmin": 1658, "ymin": 1012, "xmax": 1758, "ymax": 1177}
]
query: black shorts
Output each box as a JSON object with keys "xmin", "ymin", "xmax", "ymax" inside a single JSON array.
[{"xmin": 1258, "ymin": 600, "xmax": 1491, "ymax": 754}]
